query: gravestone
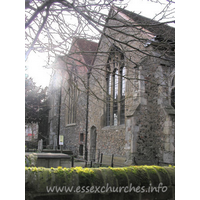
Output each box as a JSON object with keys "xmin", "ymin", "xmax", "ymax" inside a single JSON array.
[
  {"xmin": 49, "ymin": 131, "xmax": 56, "ymax": 149},
  {"xmin": 38, "ymin": 139, "xmax": 43, "ymax": 152},
  {"xmin": 53, "ymin": 135, "xmax": 57, "ymax": 150}
]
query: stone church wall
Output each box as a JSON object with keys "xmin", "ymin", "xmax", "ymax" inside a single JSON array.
[{"xmin": 88, "ymin": 11, "xmax": 175, "ymax": 164}]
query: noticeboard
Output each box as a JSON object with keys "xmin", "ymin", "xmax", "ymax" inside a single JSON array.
[{"xmin": 59, "ymin": 135, "xmax": 64, "ymax": 145}]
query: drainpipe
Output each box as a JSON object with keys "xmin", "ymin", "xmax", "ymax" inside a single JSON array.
[
  {"xmin": 85, "ymin": 70, "xmax": 90, "ymax": 161},
  {"xmin": 57, "ymin": 78, "xmax": 63, "ymax": 150}
]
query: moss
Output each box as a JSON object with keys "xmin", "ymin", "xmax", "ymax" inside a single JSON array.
[
  {"xmin": 25, "ymin": 165, "xmax": 175, "ymax": 194},
  {"xmin": 31, "ymin": 167, "xmax": 38, "ymax": 172},
  {"xmin": 141, "ymin": 166, "xmax": 160, "ymax": 186},
  {"xmin": 26, "ymin": 167, "xmax": 39, "ymax": 191},
  {"xmin": 37, "ymin": 168, "xmax": 51, "ymax": 192},
  {"xmin": 56, "ymin": 167, "xmax": 66, "ymax": 186},
  {"xmin": 123, "ymin": 166, "xmax": 141, "ymax": 186},
  {"xmin": 48, "ymin": 167, "xmax": 76, "ymax": 187},
  {"xmin": 75, "ymin": 167, "xmax": 95, "ymax": 187},
  {"xmin": 98, "ymin": 167, "xmax": 117, "ymax": 187},
  {"xmin": 91, "ymin": 168, "xmax": 104, "ymax": 186},
  {"xmin": 152, "ymin": 166, "xmax": 171, "ymax": 186},
  {"xmin": 134, "ymin": 166, "xmax": 150, "ymax": 187},
  {"xmin": 163, "ymin": 166, "xmax": 175, "ymax": 186},
  {"xmin": 109, "ymin": 167, "xmax": 128, "ymax": 186}
]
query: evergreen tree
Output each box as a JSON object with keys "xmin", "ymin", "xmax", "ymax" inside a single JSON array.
[{"xmin": 25, "ymin": 75, "xmax": 49, "ymax": 124}]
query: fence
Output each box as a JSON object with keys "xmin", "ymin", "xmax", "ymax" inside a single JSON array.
[
  {"xmin": 25, "ymin": 144, "xmax": 174, "ymax": 168},
  {"xmin": 72, "ymin": 149, "xmax": 175, "ymax": 168}
]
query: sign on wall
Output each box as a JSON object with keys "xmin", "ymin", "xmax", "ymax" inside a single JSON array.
[{"xmin": 59, "ymin": 135, "xmax": 64, "ymax": 145}]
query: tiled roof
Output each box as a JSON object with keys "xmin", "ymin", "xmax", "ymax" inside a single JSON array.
[
  {"xmin": 73, "ymin": 38, "xmax": 98, "ymax": 65},
  {"xmin": 115, "ymin": 6, "xmax": 175, "ymax": 42}
]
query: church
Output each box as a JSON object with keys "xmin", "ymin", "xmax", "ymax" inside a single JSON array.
[{"xmin": 47, "ymin": 6, "xmax": 175, "ymax": 165}]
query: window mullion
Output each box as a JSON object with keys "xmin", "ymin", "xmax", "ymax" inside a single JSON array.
[
  {"xmin": 105, "ymin": 47, "xmax": 125, "ymax": 126},
  {"xmin": 110, "ymin": 62, "xmax": 114, "ymax": 126}
]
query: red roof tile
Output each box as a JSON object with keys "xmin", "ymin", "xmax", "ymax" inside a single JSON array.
[{"xmin": 72, "ymin": 38, "xmax": 98, "ymax": 65}]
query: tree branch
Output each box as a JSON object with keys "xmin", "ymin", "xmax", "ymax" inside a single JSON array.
[
  {"xmin": 25, "ymin": 5, "xmax": 50, "ymax": 61},
  {"xmin": 26, "ymin": 1, "xmax": 49, "ymax": 29}
]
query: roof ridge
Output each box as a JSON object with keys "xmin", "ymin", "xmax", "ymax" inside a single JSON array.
[
  {"xmin": 73, "ymin": 37, "xmax": 98, "ymax": 45},
  {"xmin": 70, "ymin": 37, "xmax": 98, "ymax": 65},
  {"xmin": 112, "ymin": 5, "xmax": 175, "ymax": 41},
  {"xmin": 114, "ymin": 5, "xmax": 175, "ymax": 28}
]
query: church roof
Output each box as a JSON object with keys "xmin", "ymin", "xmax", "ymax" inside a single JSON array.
[
  {"xmin": 72, "ymin": 38, "xmax": 98, "ymax": 65},
  {"xmin": 115, "ymin": 6, "xmax": 175, "ymax": 42}
]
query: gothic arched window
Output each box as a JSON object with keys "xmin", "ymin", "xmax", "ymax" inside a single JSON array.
[
  {"xmin": 171, "ymin": 76, "xmax": 175, "ymax": 108},
  {"xmin": 66, "ymin": 68, "xmax": 78, "ymax": 125},
  {"xmin": 106, "ymin": 46, "xmax": 125, "ymax": 126}
]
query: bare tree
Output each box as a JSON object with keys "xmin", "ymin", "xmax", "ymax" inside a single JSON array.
[
  {"xmin": 25, "ymin": 0, "xmax": 175, "ymax": 102},
  {"xmin": 25, "ymin": 0, "xmax": 175, "ymax": 164},
  {"xmin": 25, "ymin": 0, "xmax": 174, "ymax": 61}
]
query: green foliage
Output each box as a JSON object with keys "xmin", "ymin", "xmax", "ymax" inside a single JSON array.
[
  {"xmin": 25, "ymin": 76, "xmax": 49, "ymax": 124},
  {"xmin": 25, "ymin": 153, "xmax": 38, "ymax": 167},
  {"xmin": 25, "ymin": 165, "xmax": 175, "ymax": 190}
]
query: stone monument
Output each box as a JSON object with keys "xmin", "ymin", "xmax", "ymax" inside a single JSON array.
[{"xmin": 38, "ymin": 139, "xmax": 43, "ymax": 152}]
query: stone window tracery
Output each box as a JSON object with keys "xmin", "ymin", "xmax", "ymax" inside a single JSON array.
[
  {"xmin": 66, "ymin": 69, "xmax": 78, "ymax": 125},
  {"xmin": 105, "ymin": 46, "xmax": 125, "ymax": 126},
  {"xmin": 171, "ymin": 75, "xmax": 175, "ymax": 108}
]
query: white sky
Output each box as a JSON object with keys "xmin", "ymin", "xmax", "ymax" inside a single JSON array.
[
  {"xmin": 125, "ymin": 0, "xmax": 174, "ymax": 19},
  {"xmin": 25, "ymin": 52, "xmax": 52, "ymax": 88},
  {"xmin": 25, "ymin": 0, "xmax": 175, "ymax": 88}
]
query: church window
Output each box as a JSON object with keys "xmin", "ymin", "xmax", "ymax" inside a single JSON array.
[
  {"xmin": 105, "ymin": 46, "xmax": 125, "ymax": 126},
  {"xmin": 66, "ymin": 70, "xmax": 77, "ymax": 125},
  {"xmin": 171, "ymin": 76, "xmax": 175, "ymax": 108}
]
